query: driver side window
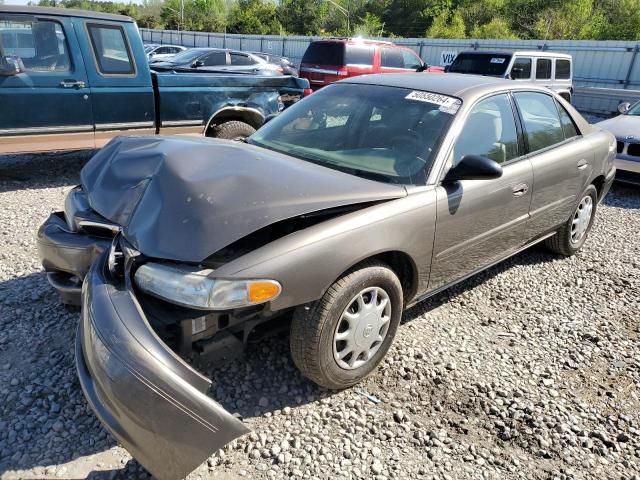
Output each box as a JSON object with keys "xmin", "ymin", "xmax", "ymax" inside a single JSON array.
[{"xmin": 453, "ymin": 94, "xmax": 519, "ymax": 165}]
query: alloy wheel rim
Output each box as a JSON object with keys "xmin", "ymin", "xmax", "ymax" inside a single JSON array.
[
  {"xmin": 571, "ymin": 195, "xmax": 593, "ymax": 244},
  {"xmin": 333, "ymin": 287, "xmax": 392, "ymax": 370}
]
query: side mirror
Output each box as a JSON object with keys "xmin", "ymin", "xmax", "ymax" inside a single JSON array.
[
  {"xmin": 444, "ymin": 65, "xmax": 450, "ymax": 73},
  {"xmin": 0, "ymin": 55, "xmax": 24, "ymax": 77},
  {"xmin": 443, "ymin": 155, "xmax": 503, "ymax": 183},
  {"xmin": 415, "ymin": 63, "xmax": 427, "ymax": 72},
  {"xmin": 618, "ymin": 102, "xmax": 632, "ymax": 115},
  {"xmin": 192, "ymin": 60, "xmax": 205, "ymax": 68}
]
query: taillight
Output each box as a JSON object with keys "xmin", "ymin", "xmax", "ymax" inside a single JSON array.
[{"xmin": 303, "ymin": 88, "xmax": 313, "ymax": 97}]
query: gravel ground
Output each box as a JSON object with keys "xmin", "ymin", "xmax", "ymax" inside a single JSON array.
[{"xmin": 0, "ymin": 151, "xmax": 639, "ymax": 480}]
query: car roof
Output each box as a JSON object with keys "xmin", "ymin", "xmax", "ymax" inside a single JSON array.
[
  {"xmin": 311, "ymin": 37, "xmax": 395, "ymax": 46},
  {"xmin": 458, "ymin": 50, "xmax": 572, "ymax": 59},
  {"xmin": 342, "ymin": 73, "xmax": 531, "ymax": 99},
  {"xmin": 0, "ymin": 5, "xmax": 133, "ymax": 22}
]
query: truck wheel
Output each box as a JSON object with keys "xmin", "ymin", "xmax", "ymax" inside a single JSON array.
[
  {"xmin": 211, "ymin": 120, "xmax": 256, "ymax": 141},
  {"xmin": 290, "ymin": 261, "xmax": 403, "ymax": 390},
  {"xmin": 545, "ymin": 184, "xmax": 597, "ymax": 256}
]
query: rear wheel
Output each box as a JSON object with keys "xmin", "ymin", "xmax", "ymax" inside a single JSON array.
[
  {"xmin": 210, "ymin": 120, "xmax": 256, "ymax": 141},
  {"xmin": 290, "ymin": 261, "xmax": 403, "ymax": 390},
  {"xmin": 545, "ymin": 184, "xmax": 597, "ymax": 256}
]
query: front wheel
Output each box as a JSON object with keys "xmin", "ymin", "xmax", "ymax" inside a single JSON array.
[
  {"xmin": 545, "ymin": 184, "xmax": 597, "ymax": 256},
  {"xmin": 290, "ymin": 261, "xmax": 403, "ymax": 390},
  {"xmin": 210, "ymin": 120, "xmax": 256, "ymax": 141}
]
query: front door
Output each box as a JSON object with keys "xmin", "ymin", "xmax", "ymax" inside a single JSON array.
[
  {"xmin": 0, "ymin": 14, "xmax": 94, "ymax": 153},
  {"xmin": 78, "ymin": 19, "xmax": 155, "ymax": 146},
  {"xmin": 429, "ymin": 93, "xmax": 534, "ymax": 290}
]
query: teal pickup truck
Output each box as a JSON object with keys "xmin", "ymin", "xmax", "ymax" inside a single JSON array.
[{"xmin": 0, "ymin": 6, "xmax": 310, "ymax": 155}]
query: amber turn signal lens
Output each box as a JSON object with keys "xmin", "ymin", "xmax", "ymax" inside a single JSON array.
[{"xmin": 247, "ymin": 280, "xmax": 281, "ymax": 304}]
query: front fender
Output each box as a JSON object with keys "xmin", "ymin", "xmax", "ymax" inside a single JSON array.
[{"xmin": 214, "ymin": 190, "xmax": 438, "ymax": 310}]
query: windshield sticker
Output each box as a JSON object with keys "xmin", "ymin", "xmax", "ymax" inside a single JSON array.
[
  {"xmin": 405, "ymin": 91, "xmax": 461, "ymax": 114},
  {"xmin": 490, "ymin": 57, "xmax": 506, "ymax": 64}
]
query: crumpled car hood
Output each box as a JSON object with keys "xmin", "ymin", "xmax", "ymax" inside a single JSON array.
[{"xmin": 81, "ymin": 136, "xmax": 406, "ymax": 262}]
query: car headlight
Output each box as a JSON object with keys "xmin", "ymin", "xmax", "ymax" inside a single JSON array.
[{"xmin": 134, "ymin": 262, "xmax": 281, "ymax": 310}]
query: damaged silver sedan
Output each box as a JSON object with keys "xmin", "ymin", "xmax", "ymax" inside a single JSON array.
[{"xmin": 38, "ymin": 73, "xmax": 616, "ymax": 479}]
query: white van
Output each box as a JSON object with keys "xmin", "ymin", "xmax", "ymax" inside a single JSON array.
[{"xmin": 447, "ymin": 50, "xmax": 573, "ymax": 103}]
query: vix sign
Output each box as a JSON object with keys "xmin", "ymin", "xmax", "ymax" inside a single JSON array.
[{"xmin": 440, "ymin": 51, "xmax": 458, "ymax": 66}]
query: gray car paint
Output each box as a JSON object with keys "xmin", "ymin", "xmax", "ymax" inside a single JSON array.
[
  {"xmin": 80, "ymin": 135, "xmax": 407, "ymax": 262},
  {"xmin": 38, "ymin": 73, "xmax": 616, "ymax": 480}
]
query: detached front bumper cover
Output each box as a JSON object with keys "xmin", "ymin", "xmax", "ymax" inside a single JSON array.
[{"xmin": 76, "ymin": 250, "xmax": 249, "ymax": 480}]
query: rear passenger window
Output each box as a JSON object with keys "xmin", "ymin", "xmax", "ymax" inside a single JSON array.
[
  {"xmin": 0, "ymin": 18, "xmax": 70, "ymax": 72},
  {"xmin": 454, "ymin": 94, "xmax": 519, "ymax": 164},
  {"xmin": 514, "ymin": 92, "xmax": 565, "ymax": 152},
  {"xmin": 87, "ymin": 24, "xmax": 134, "ymax": 75},
  {"xmin": 536, "ymin": 58, "xmax": 552, "ymax": 79},
  {"xmin": 345, "ymin": 46, "xmax": 374, "ymax": 65},
  {"xmin": 556, "ymin": 59, "xmax": 571, "ymax": 79},
  {"xmin": 556, "ymin": 102, "xmax": 580, "ymax": 139}
]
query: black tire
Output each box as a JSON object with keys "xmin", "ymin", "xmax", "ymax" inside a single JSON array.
[
  {"xmin": 545, "ymin": 184, "xmax": 598, "ymax": 256},
  {"xmin": 290, "ymin": 261, "xmax": 403, "ymax": 390},
  {"xmin": 211, "ymin": 120, "xmax": 256, "ymax": 140}
]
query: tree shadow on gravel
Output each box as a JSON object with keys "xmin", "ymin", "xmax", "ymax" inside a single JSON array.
[
  {"xmin": 0, "ymin": 151, "xmax": 95, "ymax": 194},
  {"xmin": 602, "ymin": 182, "xmax": 640, "ymax": 209}
]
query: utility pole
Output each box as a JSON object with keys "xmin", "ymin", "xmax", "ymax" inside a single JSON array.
[{"xmin": 326, "ymin": 0, "xmax": 349, "ymax": 36}]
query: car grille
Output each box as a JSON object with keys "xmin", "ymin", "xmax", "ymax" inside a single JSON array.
[
  {"xmin": 617, "ymin": 141, "xmax": 624, "ymax": 154},
  {"xmin": 627, "ymin": 143, "xmax": 640, "ymax": 157}
]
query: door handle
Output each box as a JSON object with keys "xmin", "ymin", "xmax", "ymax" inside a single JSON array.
[
  {"xmin": 577, "ymin": 159, "xmax": 589, "ymax": 170},
  {"xmin": 512, "ymin": 183, "xmax": 528, "ymax": 197},
  {"xmin": 60, "ymin": 80, "xmax": 86, "ymax": 89}
]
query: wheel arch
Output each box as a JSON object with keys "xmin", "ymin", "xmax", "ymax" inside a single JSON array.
[
  {"xmin": 204, "ymin": 107, "xmax": 265, "ymax": 135},
  {"xmin": 337, "ymin": 251, "xmax": 419, "ymax": 306},
  {"xmin": 591, "ymin": 174, "xmax": 606, "ymax": 201}
]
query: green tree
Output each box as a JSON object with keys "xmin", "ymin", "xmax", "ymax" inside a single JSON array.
[
  {"xmin": 276, "ymin": 0, "xmax": 325, "ymax": 35},
  {"xmin": 470, "ymin": 17, "xmax": 516, "ymax": 38},
  {"xmin": 227, "ymin": 0, "xmax": 280, "ymax": 34},
  {"xmin": 426, "ymin": 8, "xmax": 466, "ymax": 38},
  {"xmin": 353, "ymin": 12, "xmax": 385, "ymax": 36}
]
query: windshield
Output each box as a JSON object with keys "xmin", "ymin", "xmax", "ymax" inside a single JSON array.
[
  {"xmin": 166, "ymin": 48, "xmax": 206, "ymax": 64},
  {"xmin": 248, "ymin": 83, "xmax": 459, "ymax": 185},
  {"xmin": 449, "ymin": 53, "xmax": 512, "ymax": 76}
]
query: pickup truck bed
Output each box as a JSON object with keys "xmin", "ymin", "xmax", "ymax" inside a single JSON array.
[{"xmin": 0, "ymin": 5, "xmax": 309, "ymax": 155}]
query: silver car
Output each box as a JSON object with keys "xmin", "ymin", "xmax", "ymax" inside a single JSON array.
[
  {"xmin": 38, "ymin": 74, "xmax": 615, "ymax": 480},
  {"xmin": 597, "ymin": 101, "xmax": 640, "ymax": 185}
]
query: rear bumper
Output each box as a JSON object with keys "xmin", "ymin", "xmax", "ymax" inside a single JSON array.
[{"xmin": 76, "ymin": 251, "xmax": 249, "ymax": 480}]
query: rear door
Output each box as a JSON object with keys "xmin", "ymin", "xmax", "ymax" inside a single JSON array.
[
  {"xmin": 79, "ymin": 19, "xmax": 155, "ymax": 146},
  {"xmin": 430, "ymin": 93, "xmax": 534, "ymax": 290},
  {"xmin": 513, "ymin": 91, "xmax": 591, "ymax": 240},
  {"xmin": 0, "ymin": 13, "xmax": 94, "ymax": 153}
]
